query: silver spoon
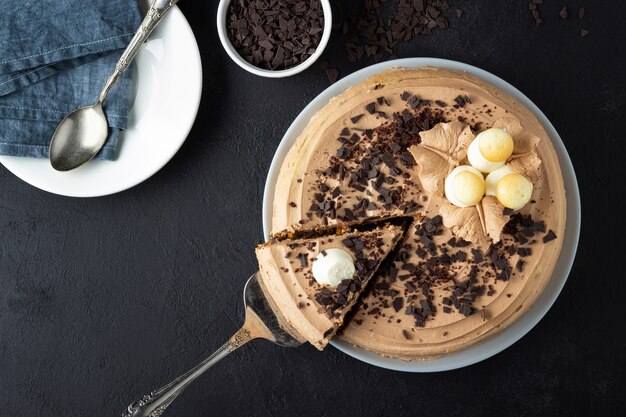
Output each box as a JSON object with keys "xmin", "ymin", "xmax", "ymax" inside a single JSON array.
[
  {"xmin": 120, "ymin": 273, "xmax": 303, "ymax": 417},
  {"xmin": 49, "ymin": 0, "xmax": 180, "ymax": 171}
]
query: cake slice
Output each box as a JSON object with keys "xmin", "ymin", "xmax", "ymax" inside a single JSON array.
[{"xmin": 256, "ymin": 225, "xmax": 403, "ymax": 350}]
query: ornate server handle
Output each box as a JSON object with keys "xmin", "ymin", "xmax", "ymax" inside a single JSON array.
[
  {"xmin": 121, "ymin": 327, "xmax": 253, "ymax": 417},
  {"xmin": 98, "ymin": 0, "xmax": 180, "ymax": 104}
]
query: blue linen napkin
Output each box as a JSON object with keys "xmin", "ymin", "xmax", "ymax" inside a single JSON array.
[{"xmin": 0, "ymin": 0, "xmax": 143, "ymax": 160}]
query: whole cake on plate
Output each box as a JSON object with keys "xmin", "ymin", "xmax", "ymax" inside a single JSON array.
[{"xmin": 266, "ymin": 67, "xmax": 566, "ymax": 360}]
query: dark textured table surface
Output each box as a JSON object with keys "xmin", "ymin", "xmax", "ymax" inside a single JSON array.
[{"xmin": 1, "ymin": 1, "xmax": 625, "ymax": 416}]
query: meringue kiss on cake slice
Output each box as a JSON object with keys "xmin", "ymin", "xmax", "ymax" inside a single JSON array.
[{"xmin": 255, "ymin": 225, "xmax": 403, "ymax": 350}]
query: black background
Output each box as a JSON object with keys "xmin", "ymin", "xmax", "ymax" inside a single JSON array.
[{"xmin": 1, "ymin": 1, "xmax": 625, "ymax": 416}]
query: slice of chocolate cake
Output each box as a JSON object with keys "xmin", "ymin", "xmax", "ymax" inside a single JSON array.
[{"xmin": 256, "ymin": 225, "xmax": 403, "ymax": 350}]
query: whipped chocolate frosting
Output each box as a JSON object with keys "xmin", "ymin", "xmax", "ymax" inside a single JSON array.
[{"xmin": 270, "ymin": 67, "xmax": 566, "ymax": 360}]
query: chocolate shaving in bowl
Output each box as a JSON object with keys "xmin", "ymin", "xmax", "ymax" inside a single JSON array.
[
  {"xmin": 543, "ymin": 230, "xmax": 558, "ymax": 243},
  {"xmin": 227, "ymin": 0, "xmax": 324, "ymax": 70}
]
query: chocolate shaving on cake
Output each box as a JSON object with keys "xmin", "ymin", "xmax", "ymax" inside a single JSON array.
[
  {"xmin": 351, "ymin": 114, "xmax": 364, "ymax": 123},
  {"xmin": 543, "ymin": 230, "xmax": 558, "ymax": 243}
]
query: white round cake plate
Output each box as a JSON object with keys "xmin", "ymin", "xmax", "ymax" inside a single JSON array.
[
  {"xmin": 0, "ymin": 6, "xmax": 202, "ymax": 198},
  {"xmin": 262, "ymin": 58, "xmax": 581, "ymax": 372}
]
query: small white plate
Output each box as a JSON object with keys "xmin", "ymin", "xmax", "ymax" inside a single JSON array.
[
  {"xmin": 0, "ymin": 6, "xmax": 202, "ymax": 197},
  {"xmin": 262, "ymin": 58, "xmax": 581, "ymax": 372}
]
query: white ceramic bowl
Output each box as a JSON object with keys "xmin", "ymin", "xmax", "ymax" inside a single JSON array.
[
  {"xmin": 263, "ymin": 58, "xmax": 581, "ymax": 372},
  {"xmin": 216, "ymin": 0, "xmax": 332, "ymax": 78}
]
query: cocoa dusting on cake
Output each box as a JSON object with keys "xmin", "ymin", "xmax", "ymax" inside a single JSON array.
[
  {"xmin": 340, "ymin": 0, "xmax": 452, "ymax": 64},
  {"xmin": 454, "ymin": 94, "xmax": 472, "ymax": 108},
  {"xmin": 528, "ymin": 0, "xmax": 544, "ymax": 25}
]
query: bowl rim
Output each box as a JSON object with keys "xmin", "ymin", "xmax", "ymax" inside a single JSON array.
[
  {"xmin": 216, "ymin": 0, "xmax": 332, "ymax": 78},
  {"xmin": 261, "ymin": 57, "xmax": 581, "ymax": 372}
]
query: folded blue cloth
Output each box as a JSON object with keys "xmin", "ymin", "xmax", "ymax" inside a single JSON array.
[{"xmin": 0, "ymin": 0, "xmax": 143, "ymax": 160}]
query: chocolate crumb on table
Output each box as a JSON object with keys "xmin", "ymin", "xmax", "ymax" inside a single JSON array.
[
  {"xmin": 339, "ymin": 0, "xmax": 453, "ymax": 64},
  {"xmin": 543, "ymin": 230, "xmax": 558, "ymax": 243},
  {"xmin": 524, "ymin": 2, "xmax": 590, "ymax": 38}
]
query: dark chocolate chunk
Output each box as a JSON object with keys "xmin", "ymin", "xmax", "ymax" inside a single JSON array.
[
  {"xmin": 543, "ymin": 230, "xmax": 557, "ymax": 243},
  {"xmin": 351, "ymin": 114, "xmax": 364, "ymax": 124},
  {"xmin": 497, "ymin": 267, "xmax": 512, "ymax": 281},
  {"xmin": 392, "ymin": 297, "xmax": 404, "ymax": 312},
  {"xmin": 454, "ymin": 95, "xmax": 467, "ymax": 107},
  {"xmin": 407, "ymin": 96, "xmax": 420, "ymax": 109},
  {"xmin": 472, "ymin": 248, "xmax": 484, "ymax": 263},
  {"xmin": 227, "ymin": 0, "xmax": 324, "ymax": 70},
  {"xmin": 325, "ymin": 67, "xmax": 339, "ymax": 83}
]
